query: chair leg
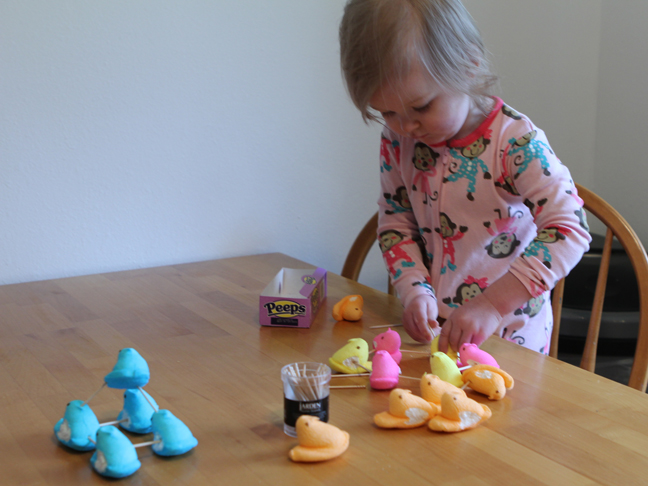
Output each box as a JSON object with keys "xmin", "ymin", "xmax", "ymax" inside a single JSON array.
[{"xmin": 550, "ymin": 278, "xmax": 565, "ymax": 359}]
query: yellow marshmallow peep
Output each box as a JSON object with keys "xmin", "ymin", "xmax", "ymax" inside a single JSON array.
[
  {"xmin": 430, "ymin": 334, "xmax": 458, "ymax": 362},
  {"xmin": 429, "ymin": 352, "xmax": 463, "ymax": 387},
  {"xmin": 329, "ymin": 338, "xmax": 372, "ymax": 374}
]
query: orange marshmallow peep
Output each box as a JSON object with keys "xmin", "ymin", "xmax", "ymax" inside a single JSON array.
[
  {"xmin": 428, "ymin": 392, "xmax": 492, "ymax": 433},
  {"xmin": 332, "ymin": 295, "xmax": 364, "ymax": 321},
  {"xmin": 374, "ymin": 388, "xmax": 436, "ymax": 429},
  {"xmin": 288, "ymin": 416, "xmax": 349, "ymax": 463},
  {"xmin": 420, "ymin": 373, "xmax": 465, "ymax": 413},
  {"xmin": 462, "ymin": 365, "xmax": 514, "ymax": 400}
]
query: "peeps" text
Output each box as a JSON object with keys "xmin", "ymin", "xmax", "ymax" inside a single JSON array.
[{"xmin": 264, "ymin": 300, "xmax": 306, "ymax": 317}]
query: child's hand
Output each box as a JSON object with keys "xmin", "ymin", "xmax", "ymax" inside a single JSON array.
[
  {"xmin": 438, "ymin": 294, "xmax": 503, "ymax": 352},
  {"xmin": 402, "ymin": 294, "xmax": 439, "ymax": 343}
]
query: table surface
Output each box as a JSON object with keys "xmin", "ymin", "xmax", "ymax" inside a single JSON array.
[{"xmin": 2, "ymin": 252, "xmax": 648, "ymax": 485}]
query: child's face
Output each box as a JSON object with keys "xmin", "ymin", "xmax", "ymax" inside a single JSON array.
[{"xmin": 369, "ymin": 62, "xmax": 481, "ymax": 146}]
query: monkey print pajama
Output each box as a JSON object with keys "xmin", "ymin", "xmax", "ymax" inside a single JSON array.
[{"xmin": 376, "ymin": 97, "xmax": 591, "ymax": 354}]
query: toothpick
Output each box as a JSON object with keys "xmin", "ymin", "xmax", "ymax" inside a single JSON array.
[
  {"xmin": 99, "ymin": 418, "xmax": 127, "ymax": 427},
  {"xmin": 330, "ymin": 385, "xmax": 366, "ymax": 389},
  {"xmin": 400, "ymin": 350, "xmax": 430, "ymax": 355},
  {"xmin": 350, "ymin": 358, "xmax": 371, "ymax": 373},
  {"xmin": 87, "ymin": 436, "xmax": 97, "ymax": 445},
  {"xmin": 398, "ymin": 375, "xmax": 421, "ymax": 381},
  {"xmin": 138, "ymin": 387, "xmax": 159, "ymax": 412},
  {"xmin": 81, "ymin": 382, "xmax": 106, "ymax": 407},
  {"xmin": 458, "ymin": 365, "xmax": 472, "ymax": 371},
  {"xmin": 370, "ymin": 323, "xmax": 403, "ymax": 329},
  {"xmin": 461, "ymin": 382, "xmax": 470, "ymax": 390},
  {"xmin": 134, "ymin": 440, "xmax": 162, "ymax": 449},
  {"xmin": 331, "ymin": 373, "xmax": 369, "ymax": 378}
]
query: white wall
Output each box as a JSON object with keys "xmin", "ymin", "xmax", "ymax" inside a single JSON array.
[
  {"xmin": 1, "ymin": 1, "xmax": 645, "ymax": 290},
  {"xmin": 593, "ymin": 1, "xmax": 648, "ymax": 243},
  {"xmin": 1, "ymin": 0, "xmax": 381, "ymax": 285}
]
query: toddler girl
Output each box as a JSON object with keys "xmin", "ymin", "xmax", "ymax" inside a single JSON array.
[{"xmin": 339, "ymin": 0, "xmax": 591, "ymax": 354}]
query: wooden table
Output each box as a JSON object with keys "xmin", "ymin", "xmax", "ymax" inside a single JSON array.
[{"xmin": 2, "ymin": 252, "xmax": 648, "ymax": 485}]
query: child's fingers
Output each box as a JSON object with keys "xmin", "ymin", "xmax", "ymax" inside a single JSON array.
[
  {"xmin": 448, "ymin": 324, "xmax": 465, "ymax": 353},
  {"xmin": 414, "ymin": 317, "xmax": 432, "ymax": 343},
  {"xmin": 438, "ymin": 323, "xmax": 450, "ymax": 353}
]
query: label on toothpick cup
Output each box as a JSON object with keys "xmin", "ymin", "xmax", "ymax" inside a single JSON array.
[{"xmin": 283, "ymin": 396, "xmax": 329, "ymax": 437}]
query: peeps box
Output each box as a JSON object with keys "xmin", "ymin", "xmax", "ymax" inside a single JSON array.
[{"xmin": 259, "ymin": 268, "xmax": 327, "ymax": 328}]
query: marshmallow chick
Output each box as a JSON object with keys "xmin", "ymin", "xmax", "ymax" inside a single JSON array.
[
  {"xmin": 54, "ymin": 400, "xmax": 100, "ymax": 451},
  {"xmin": 118, "ymin": 389, "xmax": 158, "ymax": 434},
  {"xmin": 370, "ymin": 350, "xmax": 400, "ymax": 390},
  {"xmin": 373, "ymin": 327, "xmax": 402, "ymax": 364},
  {"xmin": 420, "ymin": 373, "xmax": 466, "ymax": 414},
  {"xmin": 329, "ymin": 338, "xmax": 372, "ymax": 374},
  {"xmin": 428, "ymin": 392, "xmax": 492, "ymax": 433},
  {"xmin": 430, "ymin": 352, "xmax": 463, "ymax": 387},
  {"xmin": 457, "ymin": 343, "xmax": 499, "ymax": 369},
  {"xmin": 462, "ymin": 365, "xmax": 514, "ymax": 401},
  {"xmin": 104, "ymin": 348, "xmax": 150, "ymax": 389},
  {"xmin": 332, "ymin": 295, "xmax": 364, "ymax": 321},
  {"xmin": 289, "ymin": 416, "xmax": 350, "ymax": 462},
  {"xmin": 90, "ymin": 426, "xmax": 141, "ymax": 478},
  {"xmin": 374, "ymin": 388, "xmax": 436, "ymax": 429},
  {"xmin": 151, "ymin": 410, "xmax": 198, "ymax": 456},
  {"xmin": 430, "ymin": 335, "xmax": 458, "ymax": 363}
]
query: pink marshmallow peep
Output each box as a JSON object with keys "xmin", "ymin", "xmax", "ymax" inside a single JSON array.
[
  {"xmin": 458, "ymin": 343, "xmax": 499, "ymax": 369},
  {"xmin": 370, "ymin": 351, "xmax": 401, "ymax": 390},
  {"xmin": 373, "ymin": 328, "xmax": 402, "ymax": 364}
]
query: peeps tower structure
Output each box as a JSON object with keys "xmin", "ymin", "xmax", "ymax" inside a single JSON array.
[{"xmin": 54, "ymin": 348, "xmax": 198, "ymax": 479}]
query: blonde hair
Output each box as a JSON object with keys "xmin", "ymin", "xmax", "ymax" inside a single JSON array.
[{"xmin": 339, "ymin": 0, "xmax": 497, "ymax": 122}]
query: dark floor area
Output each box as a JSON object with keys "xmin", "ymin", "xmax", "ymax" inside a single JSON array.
[
  {"xmin": 557, "ymin": 337, "xmax": 637, "ymax": 389},
  {"xmin": 557, "ymin": 352, "xmax": 633, "ymax": 386}
]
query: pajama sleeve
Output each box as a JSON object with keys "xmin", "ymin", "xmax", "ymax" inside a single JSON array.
[
  {"xmin": 376, "ymin": 130, "xmax": 438, "ymax": 311},
  {"xmin": 501, "ymin": 124, "xmax": 591, "ymax": 297}
]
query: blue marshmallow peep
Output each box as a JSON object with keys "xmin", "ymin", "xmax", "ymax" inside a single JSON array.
[
  {"xmin": 54, "ymin": 400, "xmax": 100, "ymax": 451},
  {"xmin": 90, "ymin": 426, "xmax": 141, "ymax": 478},
  {"xmin": 104, "ymin": 348, "xmax": 150, "ymax": 389},
  {"xmin": 118, "ymin": 388, "xmax": 158, "ymax": 434},
  {"xmin": 151, "ymin": 410, "xmax": 198, "ymax": 456}
]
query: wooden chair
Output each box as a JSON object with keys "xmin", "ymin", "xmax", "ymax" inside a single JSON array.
[{"xmin": 341, "ymin": 183, "xmax": 648, "ymax": 391}]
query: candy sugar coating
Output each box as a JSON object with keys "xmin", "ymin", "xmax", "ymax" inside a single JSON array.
[
  {"xmin": 429, "ymin": 352, "xmax": 463, "ymax": 387},
  {"xmin": 373, "ymin": 328, "xmax": 402, "ymax": 364},
  {"xmin": 332, "ymin": 295, "xmax": 364, "ymax": 321},
  {"xmin": 457, "ymin": 343, "xmax": 499, "ymax": 368},
  {"xmin": 289, "ymin": 416, "xmax": 350, "ymax": 462},
  {"xmin": 54, "ymin": 400, "xmax": 100, "ymax": 451},
  {"xmin": 118, "ymin": 388, "xmax": 158, "ymax": 434},
  {"xmin": 90, "ymin": 426, "xmax": 141, "ymax": 478},
  {"xmin": 370, "ymin": 350, "xmax": 400, "ymax": 390},
  {"xmin": 104, "ymin": 348, "xmax": 150, "ymax": 389},
  {"xmin": 374, "ymin": 388, "xmax": 436, "ymax": 429},
  {"xmin": 151, "ymin": 410, "xmax": 198, "ymax": 456},
  {"xmin": 329, "ymin": 338, "xmax": 372, "ymax": 374}
]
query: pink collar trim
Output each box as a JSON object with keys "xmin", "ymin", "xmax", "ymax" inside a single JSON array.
[{"xmin": 431, "ymin": 97, "xmax": 504, "ymax": 149}]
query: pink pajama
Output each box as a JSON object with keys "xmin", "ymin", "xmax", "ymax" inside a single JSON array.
[{"xmin": 377, "ymin": 98, "xmax": 591, "ymax": 354}]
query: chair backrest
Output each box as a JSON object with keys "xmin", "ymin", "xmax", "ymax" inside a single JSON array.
[
  {"xmin": 341, "ymin": 212, "xmax": 378, "ymax": 283},
  {"xmin": 342, "ymin": 183, "xmax": 648, "ymax": 391},
  {"xmin": 551, "ymin": 183, "xmax": 648, "ymax": 391}
]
